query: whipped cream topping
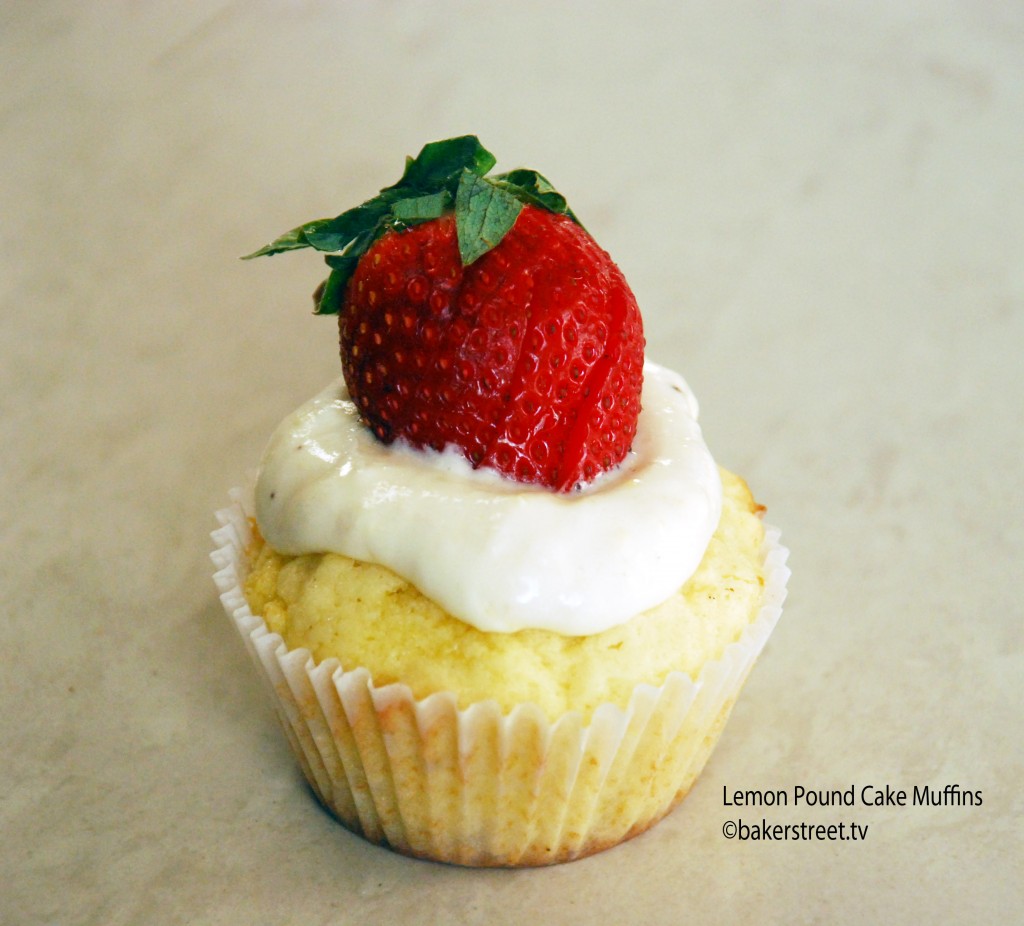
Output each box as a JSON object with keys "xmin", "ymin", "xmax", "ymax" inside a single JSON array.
[{"xmin": 254, "ymin": 361, "xmax": 722, "ymax": 635}]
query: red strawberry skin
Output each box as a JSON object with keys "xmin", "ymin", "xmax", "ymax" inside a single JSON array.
[{"xmin": 339, "ymin": 205, "xmax": 645, "ymax": 491}]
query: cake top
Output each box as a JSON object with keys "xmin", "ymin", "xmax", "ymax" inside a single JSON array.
[
  {"xmin": 252, "ymin": 363, "xmax": 722, "ymax": 634},
  {"xmin": 245, "ymin": 137, "xmax": 722, "ymax": 634}
]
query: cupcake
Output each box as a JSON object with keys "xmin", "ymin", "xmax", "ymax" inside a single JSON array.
[{"xmin": 211, "ymin": 136, "xmax": 789, "ymax": 866}]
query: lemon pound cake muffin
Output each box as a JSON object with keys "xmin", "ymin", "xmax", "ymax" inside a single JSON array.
[{"xmin": 211, "ymin": 136, "xmax": 789, "ymax": 866}]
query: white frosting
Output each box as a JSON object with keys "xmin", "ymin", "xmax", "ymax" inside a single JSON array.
[{"xmin": 254, "ymin": 361, "xmax": 722, "ymax": 635}]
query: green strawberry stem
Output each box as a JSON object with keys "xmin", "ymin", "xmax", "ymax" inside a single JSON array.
[{"xmin": 242, "ymin": 135, "xmax": 580, "ymax": 315}]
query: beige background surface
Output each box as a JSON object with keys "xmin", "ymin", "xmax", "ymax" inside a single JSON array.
[{"xmin": 3, "ymin": 2, "xmax": 1021, "ymax": 924}]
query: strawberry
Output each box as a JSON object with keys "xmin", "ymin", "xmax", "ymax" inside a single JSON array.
[{"xmin": 245, "ymin": 136, "xmax": 644, "ymax": 491}]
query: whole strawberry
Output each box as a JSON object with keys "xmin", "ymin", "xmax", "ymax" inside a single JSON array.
[{"xmin": 245, "ymin": 136, "xmax": 644, "ymax": 491}]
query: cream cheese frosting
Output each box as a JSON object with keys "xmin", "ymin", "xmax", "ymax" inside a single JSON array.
[{"xmin": 254, "ymin": 360, "xmax": 722, "ymax": 635}]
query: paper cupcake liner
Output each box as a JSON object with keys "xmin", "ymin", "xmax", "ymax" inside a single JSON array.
[{"xmin": 211, "ymin": 488, "xmax": 789, "ymax": 867}]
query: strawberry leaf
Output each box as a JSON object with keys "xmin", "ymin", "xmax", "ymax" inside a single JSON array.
[
  {"xmin": 314, "ymin": 264, "xmax": 351, "ymax": 315},
  {"xmin": 241, "ymin": 222, "xmax": 327, "ymax": 259},
  {"xmin": 391, "ymin": 189, "xmax": 452, "ymax": 224},
  {"xmin": 494, "ymin": 168, "xmax": 581, "ymax": 225},
  {"xmin": 386, "ymin": 135, "xmax": 496, "ymax": 195},
  {"xmin": 454, "ymin": 170, "xmax": 523, "ymax": 266},
  {"xmin": 302, "ymin": 200, "xmax": 391, "ymax": 252},
  {"xmin": 240, "ymin": 202, "xmax": 385, "ymax": 260}
]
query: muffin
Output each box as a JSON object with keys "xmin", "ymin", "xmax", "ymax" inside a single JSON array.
[{"xmin": 211, "ymin": 136, "xmax": 789, "ymax": 866}]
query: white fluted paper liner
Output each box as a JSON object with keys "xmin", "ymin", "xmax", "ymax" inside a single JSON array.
[{"xmin": 211, "ymin": 489, "xmax": 789, "ymax": 867}]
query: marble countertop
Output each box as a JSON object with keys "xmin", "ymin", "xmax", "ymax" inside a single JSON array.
[{"xmin": 3, "ymin": 3, "xmax": 1021, "ymax": 923}]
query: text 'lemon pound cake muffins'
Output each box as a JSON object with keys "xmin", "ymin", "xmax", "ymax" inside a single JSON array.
[{"xmin": 212, "ymin": 136, "xmax": 789, "ymax": 866}]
